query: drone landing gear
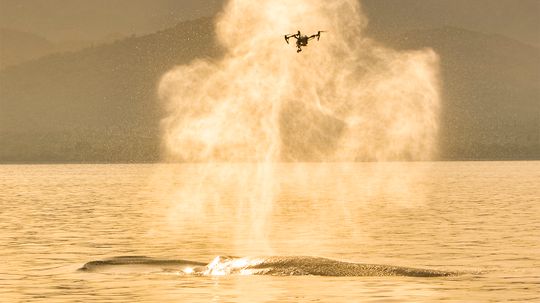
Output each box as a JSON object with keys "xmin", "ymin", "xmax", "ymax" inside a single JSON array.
[{"xmin": 297, "ymin": 48, "xmax": 302, "ymax": 53}]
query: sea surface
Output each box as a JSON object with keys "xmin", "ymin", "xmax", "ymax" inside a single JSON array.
[{"xmin": 1, "ymin": 162, "xmax": 539, "ymax": 302}]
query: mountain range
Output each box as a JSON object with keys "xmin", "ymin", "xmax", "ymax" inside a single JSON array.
[
  {"xmin": 0, "ymin": 28, "xmax": 127, "ymax": 69},
  {"xmin": 0, "ymin": 17, "xmax": 538, "ymax": 162}
]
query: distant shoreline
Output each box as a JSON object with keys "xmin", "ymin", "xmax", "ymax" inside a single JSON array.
[{"xmin": 1, "ymin": 159, "xmax": 539, "ymax": 165}]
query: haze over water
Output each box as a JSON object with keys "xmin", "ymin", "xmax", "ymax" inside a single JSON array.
[{"xmin": 1, "ymin": 162, "xmax": 539, "ymax": 302}]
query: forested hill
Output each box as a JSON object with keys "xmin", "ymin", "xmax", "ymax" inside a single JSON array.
[
  {"xmin": 0, "ymin": 18, "xmax": 538, "ymax": 163},
  {"xmin": 371, "ymin": 26, "xmax": 540, "ymax": 160},
  {"xmin": 0, "ymin": 18, "xmax": 220, "ymax": 163}
]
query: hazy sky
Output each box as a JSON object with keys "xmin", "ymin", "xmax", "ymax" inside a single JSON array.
[
  {"xmin": 0, "ymin": 0, "xmax": 538, "ymax": 45},
  {"xmin": 0, "ymin": 0, "xmax": 223, "ymax": 41}
]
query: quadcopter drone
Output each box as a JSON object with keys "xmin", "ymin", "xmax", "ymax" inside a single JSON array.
[{"xmin": 284, "ymin": 31, "xmax": 325, "ymax": 53}]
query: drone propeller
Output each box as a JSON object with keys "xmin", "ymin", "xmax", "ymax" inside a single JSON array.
[
  {"xmin": 284, "ymin": 35, "xmax": 290, "ymax": 44},
  {"xmin": 317, "ymin": 31, "xmax": 327, "ymax": 41}
]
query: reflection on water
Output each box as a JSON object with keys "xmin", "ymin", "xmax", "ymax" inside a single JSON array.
[
  {"xmin": 151, "ymin": 162, "xmax": 435, "ymax": 256},
  {"xmin": 1, "ymin": 162, "xmax": 539, "ymax": 302}
]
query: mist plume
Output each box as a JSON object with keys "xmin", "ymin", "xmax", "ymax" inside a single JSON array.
[
  {"xmin": 159, "ymin": 0, "xmax": 440, "ymax": 162},
  {"xmin": 156, "ymin": 0, "xmax": 441, "ymax": 253}
]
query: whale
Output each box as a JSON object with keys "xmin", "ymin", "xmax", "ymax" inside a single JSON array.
[
  {"xmin": 78, "ymin": 256, "xmax": 208, "ymax": 274},
  {"xmin": 240, "ymin": 256, "xmax": 456, "ymax": 277},
  {"xmin": 79, "ymin": 255, "xmax": 457, "ymax": 277}
]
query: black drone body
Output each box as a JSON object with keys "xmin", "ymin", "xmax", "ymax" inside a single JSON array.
[{"xmin": 284, "ymin": 31, "xmax": 325, "ymax": 53}]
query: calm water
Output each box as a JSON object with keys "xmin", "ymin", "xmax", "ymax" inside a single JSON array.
[{"xmin": 1, "ymin": 162, "xmax": 539, "ymax": 302}]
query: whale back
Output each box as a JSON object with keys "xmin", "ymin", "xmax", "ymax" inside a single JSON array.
[
  {"xmin": 79, "ymin": 256, "xmax": 457, "ymax": 277},
  {"xmin": 79, "ymin": 256, "xmax": 207, "ymax": 274}
]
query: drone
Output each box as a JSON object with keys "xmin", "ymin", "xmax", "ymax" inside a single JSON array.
[{"xmin": 284, "ymin": 31, "xmax": 325, "ymax": 53}]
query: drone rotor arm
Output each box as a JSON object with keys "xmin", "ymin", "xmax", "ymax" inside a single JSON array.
[
  {"xmin": 285, "ymin": 34, "xmax": 300, "ymax": 44},
  {"xmin": 307, "ymin": 31, "xmax": 326, "ymax": 41}
]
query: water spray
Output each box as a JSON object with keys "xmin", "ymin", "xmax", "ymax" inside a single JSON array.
[{"xmin": 157, "ymin": 0, "xmax": 441, "ymax": 254}]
